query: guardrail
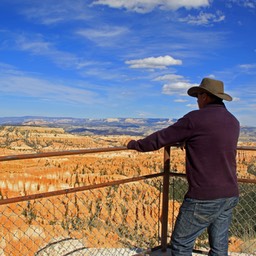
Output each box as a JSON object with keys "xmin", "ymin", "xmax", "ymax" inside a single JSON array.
[{"xmin": 0, "ymin": 146, "xmax": 255, "ymax": 255}]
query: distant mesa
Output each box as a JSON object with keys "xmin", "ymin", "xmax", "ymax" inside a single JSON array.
[
  {"xmin": 0, "ymin": 116, "xmax": 255, "ymax": 140},
  {"xmin": 0, "ymin": 116, "xmax": 176, "ymax": 136}
]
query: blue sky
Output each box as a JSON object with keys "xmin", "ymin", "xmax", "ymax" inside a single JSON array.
[{"xmin": 0, "ymin": 0, "xmax": 256, "ymax": 126}]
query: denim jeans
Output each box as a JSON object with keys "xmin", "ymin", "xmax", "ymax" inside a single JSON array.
[{"xmin": 169, "ymin": 196, "xmax": 239, "ymax": 256}]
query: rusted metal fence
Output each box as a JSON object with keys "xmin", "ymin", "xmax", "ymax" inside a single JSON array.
[{"xmin": 0, "ymin": 146, "xmax": 255, "ymax": 255}]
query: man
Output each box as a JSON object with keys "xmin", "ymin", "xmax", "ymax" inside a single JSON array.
[{"xmin": 127, "ymin": 78, "xmax": 239, "ymax": 255}]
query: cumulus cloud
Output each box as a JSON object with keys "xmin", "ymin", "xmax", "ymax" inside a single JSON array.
[
  {"xmin": 162, "ymin": 81, "xmax": 194, "ymax": 95},
  {"xmin": 92, "ymin": 0, "xmax": 210, "ymax": 13},
  {"xmin": 125, "ymin": 55, "xmax": 182, "ymax": 69},
  {"xmin": 179, "ymin": 11, "xmax": 225, "ymax": 25},
  {"xmin": 154, "ymin": 74, "xmax": 197, "ymax": 96}
]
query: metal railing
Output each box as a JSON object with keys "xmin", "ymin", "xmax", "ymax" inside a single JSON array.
[{"xmin": 0, "ymin": 146, "xmax": 255, "ymax": 255}]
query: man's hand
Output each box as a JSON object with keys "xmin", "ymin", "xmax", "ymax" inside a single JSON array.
[{"xmin": 119, "ymin": 138, "xmax": 134, "ymax": 147}]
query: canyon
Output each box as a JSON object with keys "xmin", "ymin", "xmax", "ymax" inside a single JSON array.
[{"xmin": 0, "ymin": 125, "xmax": 255, "ymax": 255}]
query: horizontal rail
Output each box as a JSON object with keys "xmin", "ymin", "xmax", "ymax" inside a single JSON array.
[
  {"xmin": 0, "ymin": 172, "xmax": 163, "ymax": 206},
  {"xmin": 1, "ymin": 145, "xmax": 255, "ymax": 162},
  {"xmin": 0, "ymin": 146, "xmax": 128, "ymax": 162}
]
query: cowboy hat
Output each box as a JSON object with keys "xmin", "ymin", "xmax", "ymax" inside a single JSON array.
[{"xmin": 187, "ymin": 78, "xmax": 232, "ymax": 101}]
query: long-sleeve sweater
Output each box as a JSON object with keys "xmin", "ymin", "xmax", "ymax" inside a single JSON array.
[{"xmin": 127, "ymin": 103, "xmax": 240, "ymax": 200}]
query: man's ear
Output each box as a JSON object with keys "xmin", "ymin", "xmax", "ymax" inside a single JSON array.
[{"xmin": 203, "ymin": 93, "xmax": 210, "ymax": 102}]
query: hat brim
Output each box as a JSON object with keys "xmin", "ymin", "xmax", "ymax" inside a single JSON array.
[{"xmin": 187, "ymin": 87, "xmax": 232, "ymax": 101}]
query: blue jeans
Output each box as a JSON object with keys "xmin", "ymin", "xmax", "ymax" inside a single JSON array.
[{"xmin": 169, "ymin": 197, "xmax": 239, "ymax": 256}]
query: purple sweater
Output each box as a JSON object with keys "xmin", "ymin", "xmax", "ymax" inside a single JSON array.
[{"xmin": 127, "ymin": 104, "xmax": 240, "ymax": 200}]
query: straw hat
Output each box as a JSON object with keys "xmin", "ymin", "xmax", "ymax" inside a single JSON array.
[{"xmin": 187, "ymin": 78, "xmax": 232, "ymax": 101}]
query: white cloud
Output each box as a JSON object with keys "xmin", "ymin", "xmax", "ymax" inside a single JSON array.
[
  {"xmin": 233, "ymin": 97, "xmax": 240, "ymax": 102},
  {"xmin": 244, "ymin": 1, "xmax": 256, "ymax": 8},
  {"xmin": 239, "ymin": 64, "xmax": 256, "ymax": 70},
  {"xmin": 179, "ymin": 11, "xmax": 225, "ymax": 25},
  {"xmin": 175, "ymin": 99, "xmax": 188, "ymax": 103},
  {"xmin": 162, "ymin": 81, "xmax": 195, "ymax": 96},
  {"xmin": 154, "ymin": 73, "xmax": 197, "ymax": 96},
  {"xmin": 238, "ymin": 63, "xmax": 256, "ymax": 75},
  {"xmin": 125, "ymin": 55, "xmax": 182, "ymax": 69},
  {"xmin": 92, "ymin": 0, "xmax": 210, "ymax": 13},
  {"xmin": 77, "ymin": 26, "xmax": 128, "ymax": 39},
  {"xmin": 14, "ymin": 34, "xmax": 91, "ymax": 70},
  {"xmin": 76, "ymin": 26, "xmax": 129, "ymax": 46},
  {"xmin": 0, "ymin": 71, "xmax": 98, "ymax": 104},
  {"xmin": 17, "ymin": 36, "xmax": 52, "ymax": 54},
  {"xmin": 154, "ymin": 74, "xmax": 184, "ymax": 81},
  {"xmin": 186, "ymin": 103, "xmax": 198, "ymax": 108},
  {"xmin": 20, "ymin": 0, "xmax": 92, "ymax": 25},
  {"xmin": 227, "ymin": 0, "xmax": 256, "ymax": 9}
]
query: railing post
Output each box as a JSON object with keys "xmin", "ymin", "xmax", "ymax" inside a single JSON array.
[{"xmin": 161, "ymin": 146, "xmax": 171, "ymax": 252}]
